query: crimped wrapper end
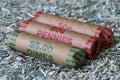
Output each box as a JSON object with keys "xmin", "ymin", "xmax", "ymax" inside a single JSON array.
[
  {"xmin": 98, "ymin": 27, "xmax": 114, "ymax": 49},
  {"xmin": 84, "ymin": 37, "xmax": 101, "ymax": 59},
  {"xmin": 18, "ymin": 20, "xmax": 30, "ymax": 31}
]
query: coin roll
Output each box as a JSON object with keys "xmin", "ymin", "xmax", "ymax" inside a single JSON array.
[
  {"xmin": 7, "ymin": 30, "xmax": 87, "ymax": 67},
  {"xmin": 33, "ymin": 11, "xmax": 114, "ymax": 49},
  {"xmin": 18, "ymin": 20, "xmax": 102, "ymax": 59}
]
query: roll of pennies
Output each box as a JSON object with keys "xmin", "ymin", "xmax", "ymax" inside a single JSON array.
[
  {"xmin": 33, "ymin": 11, "xmax": 114, "ymax": 49},
  {"xmin": 7, "ymin": 30, "xmax": 87, "ymax": 67},
  {"xmin": 18, "ymin": 20, "xmax": 102, "ymax": 59}
]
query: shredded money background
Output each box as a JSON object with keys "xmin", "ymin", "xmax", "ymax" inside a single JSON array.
[{"xmin": 0, "ymin": 0, "xmax": 120, "ymax": 80}]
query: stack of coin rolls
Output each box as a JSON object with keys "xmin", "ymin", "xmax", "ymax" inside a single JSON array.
[
  {"xmin": 19, "ymin": 20, "xmax": 102, "ymax": 59},
  {"xmin": 33, "ymin": 11, "xmax": 114, "ymax": 49},
  {"xmin": 7, "ymin": 11, "xmax": 114, "ymax": 67}
]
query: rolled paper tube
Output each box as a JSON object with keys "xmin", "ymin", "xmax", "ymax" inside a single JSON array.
[
  {"xmin": 7, "ymin": 30, "xmax": 87, "ymax": 67},
  {"xmin": 18, "ymin": 20, "xmax": 102, "ymax": 59},
  {"xmin": 33, "ymin": 11, "xmax": 114, "ymax": 49}
]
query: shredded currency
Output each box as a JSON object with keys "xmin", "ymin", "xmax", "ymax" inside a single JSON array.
[{"xmin": 0, "ymin": 0, "xmax": 120, "ymax": 80}]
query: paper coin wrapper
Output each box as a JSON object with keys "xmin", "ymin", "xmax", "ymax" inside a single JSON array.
[
  {"xmin": 33, "ymin": 11, "xmax": 114, "ymax": 49},
  {"xmin": 19, "ymin": 20, "xmax": 102, "ymax": 59},
  {"xmin": 7, "ymin": 30, "xmax": 87, "ymax": 67}
]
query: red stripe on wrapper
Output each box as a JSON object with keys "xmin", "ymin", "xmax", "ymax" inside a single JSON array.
[
  {"xmin": 18, "ymin": 26, "xmax": 27, "ymax": 31},
  {"xmin": 18, "ymin": 20, "xmax": 30, "ymax": 31},
  {"xmin": 34, "ymin": 11, "xmax": 43, "ymax": 17},
  {"xmin": 33, "ymin": 11, "xmax": 43, "ymax": 22}
]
